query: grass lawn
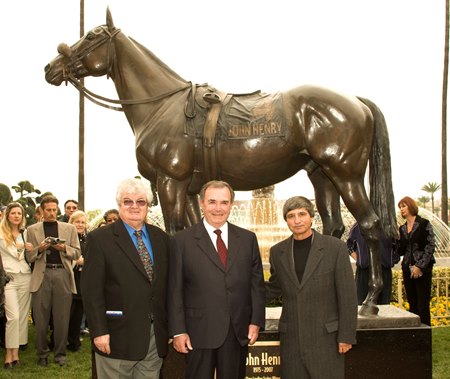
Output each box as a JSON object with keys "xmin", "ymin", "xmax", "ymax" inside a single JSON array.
[
  {"xmin": 1, "ymin": 324, "xmax": 449, "ymax": 378},
  {"xmin": 433, "ymin": 326, "xmax": 450, "ymax": 379}
]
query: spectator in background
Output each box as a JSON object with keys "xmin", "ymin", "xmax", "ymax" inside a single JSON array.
[
  {"xmin": 67, "ymin": 210, "xmax": 88, "ymax": 352},
  {"xmin": 0, "ymin": 246, "xmax": 7, "ymax": 350},
  {"xmin": 26, "ymin": 195, "xmax": 81, "ymax": 367},
  {"xmin": 347, "ymin": 222, "xmax": 399, "ymax": 305},
  {"xmin": 0, "ymin": 202, "xmax": 33, "ymax": 369},
  {"xmin": 34, "ymin": 206, "xmax": 43, "ymax": 223},
  {"xmin": 103, "ymin": 209, "xmax": 119, "ymax": 224},
  {"xmin": 59, "ymin": 200, "xmax": 78, "ymax": 223},
  {"xmin": 397, "ymin": 196, "xmax": 436, "ymax": 326}
]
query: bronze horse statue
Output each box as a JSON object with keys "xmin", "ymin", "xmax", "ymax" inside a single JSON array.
[{"xmin": 45, "ymin": 9, "xmax": 397, "ymax": 315}]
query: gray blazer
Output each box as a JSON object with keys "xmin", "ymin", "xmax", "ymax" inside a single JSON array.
[
  {"xmin": 26, "ymin": 221, "xmax": 81, "ymax": 294},
  {"xmin": 266, "ymin": 231, "xmax": 357, "ymax": 379}
]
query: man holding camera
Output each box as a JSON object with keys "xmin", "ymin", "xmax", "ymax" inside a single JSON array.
[{"xmin": 26, "ymin": 195, "xmax": 81, "ymax": 367}]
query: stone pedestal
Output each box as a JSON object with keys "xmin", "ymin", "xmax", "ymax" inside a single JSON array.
[
  {"xmin": 162, "ymin": 306, "xmax": 432, "ymax": 378},
  {"xmin": 346, "ymin": 305, "xmax": 432, "ymax": 379},
  {"xmin": 264, "ymin": 306, "xmax": 432, "ymax": 379}
]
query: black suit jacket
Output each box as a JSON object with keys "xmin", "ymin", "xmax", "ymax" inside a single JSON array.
[
  {"xmin": 168, "ymin": 221, "xmax": 265, "ymax": 349},
  {"xmin": 81, "ymin": 219, "xmax": 170, "ymax": 360}
]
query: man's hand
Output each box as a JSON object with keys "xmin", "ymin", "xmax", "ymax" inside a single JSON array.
[
  {"xmin": 173, "ymin": 334, "xmax": 193, "ymax": 354},
  {"xmin": 248, "ymin": 324, "xmax": 260, "ymax": 345},
  {"xmin": 38, "ymin": 239, "xmax": 51, "ymax": 253},
  {"xmin": 338, "ymin": 342, "xmax": 352, "ymax": 354},
  {"xmin": 94, "ymin": 334, "xmax": 111, "ymax": 355}
]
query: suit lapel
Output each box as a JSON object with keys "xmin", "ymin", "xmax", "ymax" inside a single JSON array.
[
  {"xmin": 194, "ymin": 223, "xmax": 225, "ymax": 271},
  {"xmin": 278, "ymin": 236, "xmax": 302, "ymax": 290},
  {"xmin": 299, "ymin": 231, "xmax": 324, "ymax": 290},
  {"xmin": 114, "ymin": 220, "xmax": 150, "ymax": 281}
]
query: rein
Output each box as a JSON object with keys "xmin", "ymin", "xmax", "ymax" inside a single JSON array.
[{"xmin": 67, "ymin": 75, "xmax": 192, "ymax": 112}]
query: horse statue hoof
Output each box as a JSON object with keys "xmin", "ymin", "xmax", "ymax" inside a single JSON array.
[{"xmin": 358, "ymin": 302, "xmax": 379, "ymax": 316}]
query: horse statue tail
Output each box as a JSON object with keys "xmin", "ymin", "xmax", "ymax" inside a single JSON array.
[{"xmin": 358, "ymin": 97, "xmax": 398, "ymax": 239}]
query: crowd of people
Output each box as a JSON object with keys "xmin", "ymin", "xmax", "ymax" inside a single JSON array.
[
  {"xmin": 0, "ymin": 179, "xmax": 436, "ymax": 378},
  {"xmin": 0, "ymin": 196, "xmax": 120, "ymax": 370}
]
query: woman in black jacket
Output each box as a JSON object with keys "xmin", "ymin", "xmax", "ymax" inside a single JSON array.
[
  {"xmin": 397, "ymin": 196, "xmax": 436, "ymax": 325},
  {"xmin": 67, "ymin": 210, "xmax": 87, "ymax": 351}
]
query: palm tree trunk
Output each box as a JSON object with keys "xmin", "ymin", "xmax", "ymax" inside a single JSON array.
[{"xmin": 78, "ymin": 0, "xmax": 85, "ymax": 210}]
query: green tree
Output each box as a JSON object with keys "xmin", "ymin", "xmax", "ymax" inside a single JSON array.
[
  {"xmin": 418, "ymin": 196, "xmax": 430, "ymax": 209},
  {"xmin": 11, "ymin": 181, "xmax": 43, "ymax": 225},
  {"xmin": 0, "ymin": 183, "xmax": 13, "ymax": 205},
  {"xmin": 421, "ymin": 182, "xmax": 441, "ymax": 215}
]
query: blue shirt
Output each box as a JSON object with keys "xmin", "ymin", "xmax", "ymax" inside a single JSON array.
[{"xmin": 123, "ymin": 222, "xmax": 154, "ymax": 263}]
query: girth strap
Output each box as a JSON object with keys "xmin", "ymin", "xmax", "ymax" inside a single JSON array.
[{"xmin": 202, "ymin": 90, "xmax": 231, "ymax": 181}]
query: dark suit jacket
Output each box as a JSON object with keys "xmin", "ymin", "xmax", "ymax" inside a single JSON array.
[
  {"xmin": 266, "ymin": 231, "xmax": 357, "ymax": 379},
  {"xmin": 168, "ymin": 221, "xmax": 265, "ymax": 349},
  {"xmin": 81, "ymin": 219, "xmax": 170, "ymax": 360}
]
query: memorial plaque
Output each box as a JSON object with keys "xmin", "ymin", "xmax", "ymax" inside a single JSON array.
[{"xmin": 245, "ymin": 330, "xmax": 281, "ymax": 379}]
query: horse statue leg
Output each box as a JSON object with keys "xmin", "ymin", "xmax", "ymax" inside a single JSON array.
[
  {"xmin": 307, "ymin": 165, "xmax": 344, "ymax": 238},
  {"xmin": 360, "ymin": 225, "xmax": 383, "ymax": 315},
  {"xmin": 334, "ymin": 180, "xmax": 384, "ymax": 315},
  {"xmin": 184, "ymin": 193, "xmax": 202, "ymax": 227},
  {"xmin": 156, "ymin": 175, "xmax": 190, "ymax": 235}
]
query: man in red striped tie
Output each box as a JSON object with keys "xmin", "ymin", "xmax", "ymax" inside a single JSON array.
[{"xmin": 168, "ymin": 180, "xmax": 266, "ymax": 379}]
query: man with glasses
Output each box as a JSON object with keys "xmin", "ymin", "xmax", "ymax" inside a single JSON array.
[
  {"xmin": 59, "ymin": 200, "xmax": 79, "ymax": 223},
  {"xmin": 81, "ymin": 178, "xmax": 170, "ymax": 379}
]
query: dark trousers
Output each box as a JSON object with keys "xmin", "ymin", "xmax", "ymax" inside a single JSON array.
[
  {"xmin": 67, "ymin": 297, "xmax": 84, "ymax": 349},
  {"xmin": 185, "ymin": 322, "xmax": 248, "ymax": 379},
  {"xmin": 402, "ymin": 269, "xmax": 432, "ymax": 326},
  {"xmin": 355, "ymin": 266, "xmax": 393, "ymax": 305},
  {"xmin": 0, "ymin": 315, "xmax": 5, "ymax": 348}
]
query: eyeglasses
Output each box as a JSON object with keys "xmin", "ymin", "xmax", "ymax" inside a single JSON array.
[{"xmin": 122, "ymin": 199, "xmax": 148, "ymax": 207}]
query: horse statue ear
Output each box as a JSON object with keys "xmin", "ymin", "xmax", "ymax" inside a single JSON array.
[{"xmin": 106, "ymin": 7, "xmax": 115, "ymax": 30}]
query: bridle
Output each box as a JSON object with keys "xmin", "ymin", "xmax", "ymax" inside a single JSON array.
[{"xmin": 61, "ymin": 25, "xmax": 191, "ymax": 111}]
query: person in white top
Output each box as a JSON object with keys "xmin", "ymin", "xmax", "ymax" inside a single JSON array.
[{"xmin": 0, "ymin": 202, "xmax": 33, "ymax": 369}]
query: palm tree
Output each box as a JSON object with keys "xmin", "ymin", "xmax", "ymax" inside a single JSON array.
[
  {"xmin": 441, "ymin": 0, "xmax": 449, "ymax": 225},
  {"xmin": 78, "ymin": 0, "xmax": 85, "ymax": 210},
  {"xmin": 421, "ymin": 182, "xmax": 441, "ymax": 214},
  {"xmin": 418, "ymin": 196, "xmax": 430, "ymax": 209}
]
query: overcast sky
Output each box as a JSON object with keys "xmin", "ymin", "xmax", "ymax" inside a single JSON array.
[{"xmin": 0, "ymin": 0, "xmax": 447, "ymax": 211}]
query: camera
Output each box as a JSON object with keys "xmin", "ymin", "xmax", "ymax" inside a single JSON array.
[{"xmin": 46, "ymin": 237, "xmax": 66, "ymax": 245}]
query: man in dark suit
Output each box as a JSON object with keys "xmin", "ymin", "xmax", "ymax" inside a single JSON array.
[
  {"xmin": 81, "ymin": 178, "xmax": 170, "ymax": 379},
  {"xmin": 168, "ymin": 180, "xmax": 265, "ymax": 379},
  {"xmin": 266, "ymin": 196, "xmax": 357, "ymax": 379}
]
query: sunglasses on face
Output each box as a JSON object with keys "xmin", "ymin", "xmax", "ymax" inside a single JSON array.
[{"xmin": 122, "ymin": 199, "xmax": 148, "ymax": 207}]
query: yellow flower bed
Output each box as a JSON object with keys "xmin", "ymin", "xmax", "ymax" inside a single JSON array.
[
  {"xmin": 266, "ymin": 267, "xmax": 450, "ymax": 326},
  {"xmin": 391, "ymin": 267, "xmax": 450, "ymax": 327}
]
